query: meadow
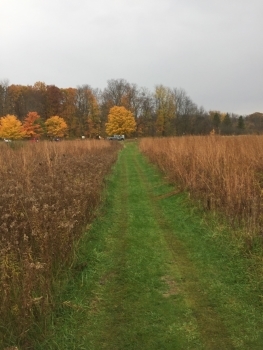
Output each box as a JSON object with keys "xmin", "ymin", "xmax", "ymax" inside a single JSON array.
[
  {"xmin": 32, "ymin": 142, "xmax": 263, "ymax": 349},
  {"xmin": 0, "ymin": 139, "xmax": 121, "ymax": 347},
  {"xmin": 140, "ymin": 135, "xmax": 263, "ymax": 242},
  {"xmin": 3, "ymin": 135, "xmax": 263, "ymax": 349}
]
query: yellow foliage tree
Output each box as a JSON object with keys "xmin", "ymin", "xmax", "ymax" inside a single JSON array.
[
  {"xmin": 0, "ymin": 114, "xmax": 26, "ymax": 140},
  {"xmin": 155, "ymin": 85, "xmax": 176, "ymax": 136},
  {"xmin": 209, "ymin": 110, "xmax": 226, "ymax": 122},
  {"xmin": 45, "ymin": 116, "xmax": 68, "ymax": 138},
  {"xmin": 105, "ymin": 106, "xmax": 136, "ymax": 137},
  {"xmin": 87, "ymin": 93, "xmax": 101, "ymax": 138}
]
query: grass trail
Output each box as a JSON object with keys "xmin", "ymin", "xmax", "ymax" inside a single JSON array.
[{"xmin": 36, "ymin": 142, "xmax": 263, "ymax": 350}]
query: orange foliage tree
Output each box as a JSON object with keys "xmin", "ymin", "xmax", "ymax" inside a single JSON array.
[
  {"xmin": 0, "ymin": 114, "xmax": 25, "ymax": 140},
  {"xmin": 23, "ymin": 111, "xmax": 44, "ymax": 139},
  {"xmin": 105, "ymin": 106, "xmax": 136, "ymax": 137},
  {"xmin": 45, "ymin": 116, "xmax": 68, "ymax": 138}
]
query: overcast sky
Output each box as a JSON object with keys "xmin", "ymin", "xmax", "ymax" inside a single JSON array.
[{"xmin": 1, "ymin": 0, "xmax": 262, "ymax": 115}]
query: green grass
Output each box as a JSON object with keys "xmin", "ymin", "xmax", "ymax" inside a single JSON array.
[{"xmin": 33, "ymin": 142, "xmax": 263, "ymax": 350}]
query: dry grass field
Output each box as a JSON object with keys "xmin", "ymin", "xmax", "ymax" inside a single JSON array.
[
  {"xmin": 0, "ymin": 139, "xmax": 120, "ymax": 345},
  {"xmin": 140, "ymin": 135, "xmax": 263, "ymax": 238}
]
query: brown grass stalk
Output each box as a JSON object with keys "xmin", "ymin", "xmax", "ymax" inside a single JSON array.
[
  {"xmin": 140, "ymin": 135, "xmax": 263, "ymax": 235},
  {"xmin": 0, "ymin": 139, "xmax": 120, "ymax": 347}
]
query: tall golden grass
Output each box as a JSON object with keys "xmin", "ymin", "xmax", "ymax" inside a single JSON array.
[
  {"xmin": 140, "ymin": 136, "xmax": 263, "ymax": 235},
  {"xmin": 0, "ymin": 139, "xmax": 120, "ymax": 347}
]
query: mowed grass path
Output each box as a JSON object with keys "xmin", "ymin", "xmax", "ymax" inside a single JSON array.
[{"xmin": 38, "ymin": 142, "xmax": 263, "ymax": 350}]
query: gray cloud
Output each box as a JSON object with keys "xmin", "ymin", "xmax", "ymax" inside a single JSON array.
[{"xmin": 1, "ymin": 0, "xmax": 262, "ymax": 115}]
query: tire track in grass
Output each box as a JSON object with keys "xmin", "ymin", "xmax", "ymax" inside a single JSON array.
[
  {"xmin": 135, "ymin": 142, "xmax": 263, "ymax": 349},
  {"xmin": 84, "ymin": 143, "xmax": 205, "ymax": 349},
  {"xmin": 99, "ymin": 148, "xmax": 130, "ymax": 346},
  {"xmin": 78, "ymin": 143, "xmax": 232, "ymax": 349},
  {"xmin": 84, "ymin": 148, "xmax": 131, "ymax": 349},
  {"xmin": 131, "ymin": 144, "xmax": 235, "ymax": 349}
]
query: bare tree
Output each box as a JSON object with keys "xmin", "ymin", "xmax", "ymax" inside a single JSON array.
[
  {"xmin": 0, "ymin": 79, "xmax": 9, "ymax": 117},
  {"xmin": 102, "ymin": 79, "xmax": 130, "ymax": 107}
]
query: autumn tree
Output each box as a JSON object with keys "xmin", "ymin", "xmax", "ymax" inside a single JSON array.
[
  {"xmin": 0, "ymin": 114, "xmax": 25, "ymax": 139},
  {"xmin": 87, "ymin": 96, "xmax": 101, "ymax": 138},
  {"xmin": 136, "ymin": 88, "xmax": 155, "ymax": 136},
  {"xmin": 103, "ymin": 79, "xmax": 129, "ymax": 107},
  {"xmin": 101, "ymin": 80, "xmax": 143, "ymax": 127},
  {"xmin": 45, "ymin": 116, "xmax": 68, "ymax": 138},
  {"xmin": 76, "ymin": 85, "xmax": 101, "ymax": 137},
  {"xmin": 45, "ymin": 85, "xmax": 63, "ymax": 118},
  {"xmin": 2, "ymin": 78, "xmax": 252, "ymax": 137},
  {"xmin": 6, "ymin": 85, "xmax": 25, "ymax": 120},
  {"xmin": 105, "ymin": 106, "xmax": 136, "ymax": 137},
  {"xmin": 154, "ymin": 85, "xmax": 176, "ymax": 136},
  {"xmin": 31, "ymin": 82, "xmax": 47, "ymax": 118},
  {"xmin": 244, "ymin": 112, "xmax": 263, "ymax": 134},
  {"xmin": 60, "ymin": 88, "xmax": 77, "ymax": 137},
  {"xmin": 23, "ymin": 111, "xmax": 44, "ymax": 139},
  {"xmin": 101, "ymin": 79, "xmax": 131, "ymax": 130}
]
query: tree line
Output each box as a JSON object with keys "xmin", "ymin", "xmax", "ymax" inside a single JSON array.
[{"xmin": 0, "ymin": 78, "xmax": 260, "ymax": 138}]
